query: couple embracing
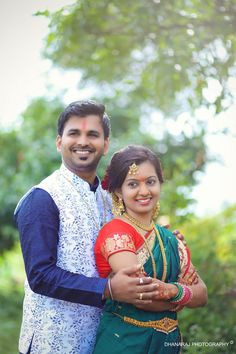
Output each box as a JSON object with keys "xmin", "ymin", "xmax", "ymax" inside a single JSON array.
[{"xmin": 15, "ymin": 100, "xmax": 207, "ymax": 354}]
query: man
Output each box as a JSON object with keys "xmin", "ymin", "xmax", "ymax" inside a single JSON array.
[{"xmin": 15, "ymin": 100, "xmax": 159, "ymax": 354}]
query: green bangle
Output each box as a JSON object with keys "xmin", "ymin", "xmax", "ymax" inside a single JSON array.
[{"xmin": 170, "ymin": 282, "xmax": 183, "ymax": 302}]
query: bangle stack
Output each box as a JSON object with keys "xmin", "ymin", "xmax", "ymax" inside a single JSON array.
[
  {"xmin": 108, "ymin": 278, "xmax": 114, "ymax": 300},
  {"xmin": 170, "ymin": 282, "xmax": 193, "ymax": 306}
]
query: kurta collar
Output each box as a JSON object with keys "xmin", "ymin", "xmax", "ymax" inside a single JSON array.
[{"xmin": 59, "ymin": 164, "xmax": 100, "ymax": 192}]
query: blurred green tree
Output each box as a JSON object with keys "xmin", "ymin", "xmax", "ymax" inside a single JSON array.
[
  {"xmin": 41, "ymin": 0, "xmax": 236, "ymax": 113},
  {"xmin": 178, "ymin": 205, "xmax": 236, "ymax": 353},
  {"xmin": 0, "ymin": 97, "xmax": 63, "ymax": 253}
]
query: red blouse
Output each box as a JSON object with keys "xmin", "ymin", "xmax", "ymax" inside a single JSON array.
[{"xmin": 94, "ymin": 219, "xmax": 146, "ymax": 278}]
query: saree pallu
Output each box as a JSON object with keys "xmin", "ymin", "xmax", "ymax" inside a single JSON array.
[{"xmin": 94, "ymin": 222, "xmax": 182, "ymax": 354}]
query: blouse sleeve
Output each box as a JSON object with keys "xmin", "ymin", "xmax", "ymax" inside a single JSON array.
[
  {"xmin": 177, "ymin": 239, "xmax": 199, "ymax": 285},
  {"xmin": 100, "ymin": 232, "xmax": 136, "ymax": 260},
  {"xmin": 94, "ymin": 220, "xmax": 142, "ymax": 278}
]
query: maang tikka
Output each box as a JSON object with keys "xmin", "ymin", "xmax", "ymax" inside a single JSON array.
[{"xmin": 128, "ymin": 163, "xmax": 138, "ymax": 175}]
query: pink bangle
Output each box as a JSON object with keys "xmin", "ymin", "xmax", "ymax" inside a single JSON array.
[{"xmin": 170, "ymin": 285, "xmax": 193, "ymax": 306}]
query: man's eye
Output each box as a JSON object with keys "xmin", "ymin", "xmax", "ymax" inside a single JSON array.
[{"xmin": 89, "ymin": 133, "xmax": 99, "ymax": 137}]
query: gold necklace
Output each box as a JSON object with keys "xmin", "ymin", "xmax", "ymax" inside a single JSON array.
[
  {"xmin": 154, "ymin": 225, "xmax": 167, "ymax": 282},
  {"xmin": 123, "ymin": 213, "xmax": 154, "ymax": 231},
  {"xmin": 123, "ymin": 213, "xmax": 167, "ymax": 281},
  {"xmin": 62, "ymin": 175, "xmax": 107, "ymax": 231}
]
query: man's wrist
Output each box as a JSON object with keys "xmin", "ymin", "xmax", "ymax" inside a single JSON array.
[{"xmin": 103, "ymin": 280, "xmax": 110, "ymax": 300}]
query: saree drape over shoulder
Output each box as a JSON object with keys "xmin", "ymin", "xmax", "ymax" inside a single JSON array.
[{"xmin": 94, "ymin": 219, "xmax": 189, "ymax": 354}]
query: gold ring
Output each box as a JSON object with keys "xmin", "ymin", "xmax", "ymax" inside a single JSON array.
[
  {"xmin": 139, "ymin": 293, "xmax": 143, "ymax": 300},
  {"xmin": 139, "ymin": 278, "xmax": 144, "ymax": 285}
]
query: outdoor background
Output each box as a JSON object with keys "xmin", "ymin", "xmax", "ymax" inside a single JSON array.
[{"xmin": 0, "ymin": 1, "xmax": 236, "ymax": 353}]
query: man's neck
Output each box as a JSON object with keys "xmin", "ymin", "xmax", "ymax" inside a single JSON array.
[
  {"xmin": 76, "ymin": 171, "xmax": 97, "ymax": 185},
  {"xmin": 62, "ymin": 162, "xmax": 97, "ymax": 185}
]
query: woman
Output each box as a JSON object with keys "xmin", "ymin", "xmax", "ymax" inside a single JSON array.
[{"xmin": 93, "ymin": 145, "xmax": 207, "ymax": 354}]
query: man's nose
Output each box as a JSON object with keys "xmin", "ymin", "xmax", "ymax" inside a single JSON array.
[{"xmin": 77, "ymin": 134, "xmax": 89, "ymax": 146}]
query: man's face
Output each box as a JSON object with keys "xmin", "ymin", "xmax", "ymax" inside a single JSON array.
[{"xmin": 56, "ymin": 115, "xmax": 109, "ymax": 182}]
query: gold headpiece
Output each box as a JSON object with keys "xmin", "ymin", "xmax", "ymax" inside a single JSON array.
[{"xmin": 128, "ymin": 163, "xmax": 138, "ymax": 175}]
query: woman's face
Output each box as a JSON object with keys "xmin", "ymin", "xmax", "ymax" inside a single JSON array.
[{"xmin": 117, "ymin": 160, "xmax": 161, "ymax": 221}]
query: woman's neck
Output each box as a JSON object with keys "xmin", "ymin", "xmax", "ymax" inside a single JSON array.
[{"xmin": 122, "ymin": 212, "xmax": 154, "ymax": 232}]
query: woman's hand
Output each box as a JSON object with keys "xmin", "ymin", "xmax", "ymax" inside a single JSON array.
[{"xmin": 151, "ymin": 279, "xmax": 178, "ymax": 300}]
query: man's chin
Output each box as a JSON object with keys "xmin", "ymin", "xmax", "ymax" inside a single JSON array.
[{"xmin": 74, "ymin": 162, "xmax": 98, "ymax": 173}]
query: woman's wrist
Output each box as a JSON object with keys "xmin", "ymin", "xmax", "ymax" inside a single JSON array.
[
  {"xmin": 168, "ymin": 283, "xmax": 179, "ymax": 299},
  {"xmin": 169, "ymin": 282, "xmax": 193, "ymax": 306}
]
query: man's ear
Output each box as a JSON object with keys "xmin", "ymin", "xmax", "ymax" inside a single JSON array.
[
  {"xmin": 56, "ymin": 135, "xmax": 62, "ymax": 152},
  {"xmin": 103, "ymin": 137, "xmax": 109, "ymax": 156}
]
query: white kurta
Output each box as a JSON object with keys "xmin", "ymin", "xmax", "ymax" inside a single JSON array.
[{"xmin": 17, "ymin": 164, "xmax": 112, "ymax": 354}]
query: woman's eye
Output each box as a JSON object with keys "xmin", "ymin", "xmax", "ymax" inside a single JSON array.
[
  {"xmin": 128, "ymin": 182, "xmax": 138, "ymax": 188},
  {"xmin": 147, "ymin": 179, "xmax": 156, "ymax": 185}
]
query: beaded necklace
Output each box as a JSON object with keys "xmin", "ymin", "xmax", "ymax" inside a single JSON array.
[{"xmin": 123, "ymin": 213, "xmax": 167, "ymax": 281}]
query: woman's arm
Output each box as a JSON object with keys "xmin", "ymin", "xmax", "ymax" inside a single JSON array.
[
  {"xmin": 108, "ymin": 251, "xmax": 179, "ymax": 311},
  {"xmin": 108, "ymin": 251, "xmax": 141, "ymax": 275},
  {"xmin": 184, "ymin": 276, "xmax": 208, "ymax": 308}
]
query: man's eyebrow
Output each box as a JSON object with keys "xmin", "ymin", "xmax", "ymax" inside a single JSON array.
[
  {"xmin": 67, "ymin": 128, "xmax": 79, "ymax": 132},
  {"xmin": 87, "ymin": 130, "xmax": 100, "ymax": 134},
  {"xmin": 66, "ymin": 128, "xmax": 101, "ymax": 134}
]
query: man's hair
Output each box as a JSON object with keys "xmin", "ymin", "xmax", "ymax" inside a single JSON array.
[{"xmin": 57, "ymin": 100, "xmax": 111, "ymax": 138}]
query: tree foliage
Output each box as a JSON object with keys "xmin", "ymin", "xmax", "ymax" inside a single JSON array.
[
  {"xmin": 41, "ymin": 0, "xmax": 236, "ymax": 113},
  {"xmin": 178, "ymin": 205, "xmax": 236, "ymax": 353},
  {"xmin": 0, "ymin": 97, "xmax": 63, "ymax": 253}
]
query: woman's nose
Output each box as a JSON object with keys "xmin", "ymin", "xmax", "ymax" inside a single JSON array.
[{"xmin": 139, "ymin": 183, "xmax": 149, "ymax": 195}]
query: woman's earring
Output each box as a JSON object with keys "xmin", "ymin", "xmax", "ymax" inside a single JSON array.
[
  {"xmin": 112, "ymin": 193, "xmax": 125, "ymax": 216},
  {"xmin": 152, "ymin": 201, "xmax": 160, "ymax": 222}
]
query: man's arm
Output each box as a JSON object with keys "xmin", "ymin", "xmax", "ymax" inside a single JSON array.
[{"xmin": 15, "ymin": 188, "xmax": 107, "ymax": 308}]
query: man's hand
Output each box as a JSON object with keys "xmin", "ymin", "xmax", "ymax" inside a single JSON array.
[
  {"xmin": 163, "ymin": 224, "xmax": 187, "ymax": 245},
  {"xmin": 105, "ymin": 264, "xmax": 159, "ymax": 305}
]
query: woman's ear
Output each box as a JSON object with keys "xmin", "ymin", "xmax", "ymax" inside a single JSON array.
[{"xmin": 114, "ymin": 189, "xmax": 122, "ymax": 199}]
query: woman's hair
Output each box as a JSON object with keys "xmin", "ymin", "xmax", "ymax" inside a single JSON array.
[{"xmin": 105, "ymin": 145, "xmax": 164, "ymax": 192}]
